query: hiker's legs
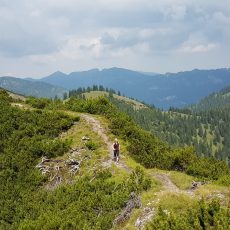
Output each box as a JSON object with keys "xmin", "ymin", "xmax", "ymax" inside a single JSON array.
[
  {"xmin": 113, "ymin": 150, "xmax": 117, "ymax": 161},
  {"xmin": 113, "ymin": 150, "xmax": 119, "ymax": 162},
  {"xmin": 116, "ymin": 151, "xmax": 119, "ymax": 162}
]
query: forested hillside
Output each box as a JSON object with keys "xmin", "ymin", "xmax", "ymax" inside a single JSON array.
[
  {"xmin": 109, "ymin": 95, "xmax": 230, "ymax": 164},
  {"xmin": 69, "ymin": 85, "xmax": 227, "ymax": 169},
  {"xmin": 68, "ymin": 87, "xmax": 230, "ymax": 165},
  {"xmin": 189, "ymin": 85, "xmax": 230, "ymax": 112},
  {"xmin": 1, "ymin": 89, "xmax": 230, "ymax": 229}
]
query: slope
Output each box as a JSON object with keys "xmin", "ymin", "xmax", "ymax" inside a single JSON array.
[
  {"xmin": 0, "ymin": 87, "xmax": 26, "ymax": 101},
  {"xmin": 189, "ymin": 84, "xmax": 230, "ymax": 112},
  {"xmin": 77, "ymin": 90, "xmax": 147, "ymax": 110},
  {"xmin": 0, "ymin": 76, "xmax": 67, "ymax": 98},
  {"xmin": 107, "ymin": 93, "xmax": 229, "ymax": 164},
  {"xmin": 1, "ymin": 90, "xmax": 229, "ymax": 229}
]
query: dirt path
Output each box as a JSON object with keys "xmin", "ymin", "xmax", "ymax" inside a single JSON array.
[
  {"xmin": 81, "ymin": 114, "xmax": 131, "ymax": 172},
  {"xmin": 151, "ymin": 172, "xmax": 196, "ymax": 197},
  {"xmin": 154, "ymin": 173, "xmax": 180, "ymax": 193},
  {"xmin": 134, "ymin": 173, "xmax": 194, "ymax": 229}
]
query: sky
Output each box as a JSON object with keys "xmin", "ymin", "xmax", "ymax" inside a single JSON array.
[{"xmin": 0, "ymin": 0, "xmax": 230, "ymax": 78}]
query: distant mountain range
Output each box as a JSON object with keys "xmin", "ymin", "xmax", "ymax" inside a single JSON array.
[
  {"xmin": 0, "ymin": 76, "xmax": 67, "ymax": 98},
  {"xmin": 40, "ymin": 67, "xmax": 230, "ymax": 109},
  {"xmin": 1, "ymin": 67, "xmax": 230, "ymax": 108}
]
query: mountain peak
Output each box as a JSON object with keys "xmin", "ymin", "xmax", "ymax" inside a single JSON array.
[{"xmin": 50, "ymin": 71, "xmax": 66, "ymax": 76}]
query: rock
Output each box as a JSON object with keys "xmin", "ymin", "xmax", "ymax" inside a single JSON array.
[
  {"xmin": 51, "ymin": 159, "xmax": 63, "ymax": 163},
  {"xmin": 191, "ymin": 181, "xmax": 205, "ymax": 190},
  {"xmin": 41, "ymin": 168, "xmax": 50, "ymax": 175},
  {"xmin": 135, "ymin": 207, "xmax": 155, "ymax": 229},
  {"xmin": 54, "ymin": 165, "xmax": 60, "ymax": 171},
  {"xmin": 65, "ymin": 159, "xmax": 80, "ymax": 166},
  {"xmin": 55, "ymin": 176, "xmax": 62, "ymax": 185},
  {"xmin": 70, "ymin": 148, "xmax": 79, "ymax": 153},
  {"xmin": 35, "ymin": 163, "xmax": 44, "ymax": 169},
  {"xmin": 41, "ymin": 156, "xmax": 50, "ymax": 163},
  {"xmin": 82, "ymin": 136, "xmax": 90, "ymax": 141},
  {"xmin": 114, "ymin": 192, "xmax": 142, "ymax": 225},
  {"xmin": 70, "ymin": 165, "xmax": 79, "ymax": 170},
  {"xmin": 69, "ymin": 164, "xmax": 80, "ymax": 175}
]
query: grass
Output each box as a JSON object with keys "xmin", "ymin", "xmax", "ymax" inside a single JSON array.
[
  {"xmin": 168, "ymin": 171, "xmax": 195, "ymax": 190},
  {"xmin": 194, "ymin": 183, "xmax": 230, "ymax": 205},
  {"xmin": 83, "ymin": 91, "xmax": 147, "ymax": 110},
  {"xmin": 39, "ymin": 109, "xmax": 230, "ymax": 228},
  {"xmin": 6, "ymin": 89, "xmax": 26, "ymax": 101},
  {"xmin": 55, "ymin": 112, "xmax": 109, "ymax": 180},
  {"xmin": 119, "ymin": 177, "xmax": 162, "ymax": 230},
  {"xmin": 60, "ymin": 112, "xmax": 135, "ymax": 183},
  {"xmin": 83, "ymin": 91, "xmax": 107, "ymax": 99},
  {"xmin": 7, "ymin": 91, "xmax": 230, "ymax": 229},
  {"xmin": 107, "ymin": 164, "xmax": 130, "ymax": 184},
  {"xmin": 114, "ymin": 94, "xmax": 147, "ymax": 110},
  {"xmin": 11, "ymin": 102, "xmax": 31, "ymax": 110},
  {"xmin": 158, "ymin": 193, "xmax": 195, "ymax": 214}
]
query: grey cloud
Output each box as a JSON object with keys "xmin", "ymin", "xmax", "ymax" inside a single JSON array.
[
  {"xmin": 98, "ymin": 2, "xmax": 229, "ymax": 53},
  {"xmin": 0, "ymin": 2, "xmax": 62, "ymax": 57},
  {"xmin": 0, "ymin": 0, "xmax": 229, "ymax": 76},
  {"xmin": 100, "ymin": 26, "xmax": 189, "ymax": 53}
]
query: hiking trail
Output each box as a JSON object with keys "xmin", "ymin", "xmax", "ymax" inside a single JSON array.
[
  {"xmin": 134, "ymin": 172, "xmax": 195, "ymax": 229},
  {"xmin": 81, "ymin": 114, "xmax": 131, "ymax": 172}
]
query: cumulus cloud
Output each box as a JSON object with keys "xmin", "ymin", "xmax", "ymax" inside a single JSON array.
[{"xmin": 0, "ymin": 0, "xmax": 229, "ymax": 76}]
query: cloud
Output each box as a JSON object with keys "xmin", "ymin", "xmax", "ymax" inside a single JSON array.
[
  {"xmin": 0, "ymin": 0, "xmax": 230, "ymax": 76},
  {"xmin": 180, "ymin": 43, "xmax": 218, "ymax": 53}
]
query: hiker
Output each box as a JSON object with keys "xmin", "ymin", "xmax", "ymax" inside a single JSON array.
[{"xmin": 113, "ymin": 138, "xmax": 120, "ymax": 162}]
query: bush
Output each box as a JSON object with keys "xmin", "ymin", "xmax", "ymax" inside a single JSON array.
[
  {"xmin": 66, "ymin": 95, "xmax": 230, "ymax": 182},
  {"xmin": 128, "ymin": 167, "xmax": 152, "ymax": 192},
  {"xmin": 85, "ymin": 140, "xmax": 98, "ymax": 150},
  {"xmin": 26, "ymin": 97, "xmax": 51, "ymax": 109},
  {"xmin": 216, "ymin": 174, "xmax": 230, "ymax": 186},
  {"xmin": 186, "ymin": 157, "xmax": 230, "ymax": 180},
  {"xmin": 171, "ymin": 147, "xmax": 198, "ymax": 171},
  {"xmin": 147, "ymin": 198, "xmax": 230, "ymax": 230},
  {"xmin": 0, "ymin": 97, "xmax": 76, "ymax": 227}
]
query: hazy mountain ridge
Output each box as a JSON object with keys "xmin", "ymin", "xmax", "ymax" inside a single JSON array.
[
  {"xmin": 1, "ymin": 67, "xmax": 230, "ymax": 108},
  {"xmin": 0, "ymin": 76, "xmax": 67, "ymax": 98},
  {"xmin": 40, "ymin": 67, "xmax": 230, "ymax": 109}
]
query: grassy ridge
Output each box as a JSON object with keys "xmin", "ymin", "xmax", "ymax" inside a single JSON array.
[
  {"xmin": 1, "ymin": 90, "xmax": 230, "ymax": 229},
  {"xmin": 0, "ymin": 90, "xmax": 151, "ymax": 229},
  {"xmin": 62, "ymin": 96, "xmax": 230, "ymax": 185}
]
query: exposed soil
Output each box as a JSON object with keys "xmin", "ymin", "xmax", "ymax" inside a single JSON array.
[{"xmin": 154, "ymin": 173, "xmax": 180, "ymax": 193}]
